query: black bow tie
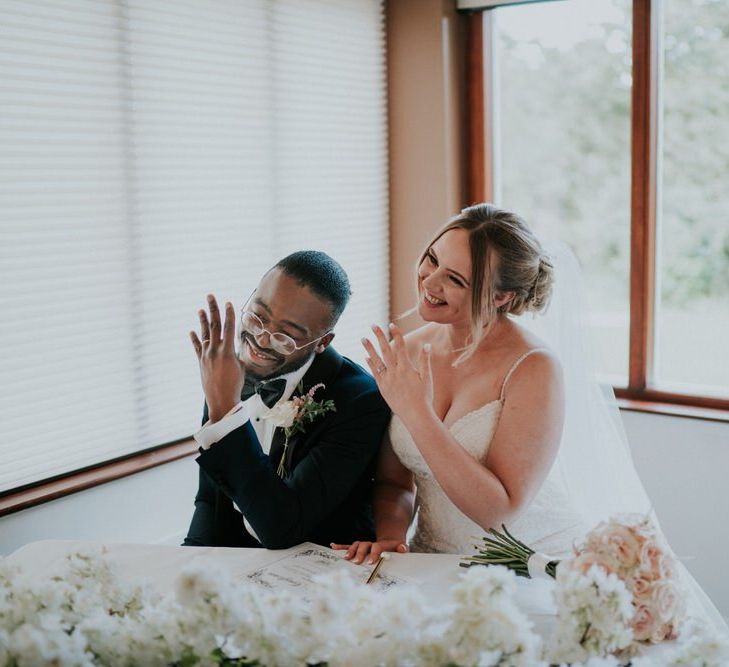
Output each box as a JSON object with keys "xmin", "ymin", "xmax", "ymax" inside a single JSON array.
[{"xmin": 241, "ymin": 377, "xmax": 287, "ymax": 409}]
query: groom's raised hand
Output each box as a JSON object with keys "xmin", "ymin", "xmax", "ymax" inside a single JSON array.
[{"xmin": 190, "ymin": 294, "xmax": 245, "ymax": 422}]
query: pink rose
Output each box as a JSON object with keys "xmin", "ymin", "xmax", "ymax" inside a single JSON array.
[
  {"xmin": 632, "ymin": 603, "xmax": 659, "ymax": 641},
  {"xmin": 621, "ymin": 514, "xmax": 656, "ymax": 539},
  {"xmin": 651, "ymin": 581, "xmax": 679, "ymax": 622},
  {"xmin": 640, "ymin": 541, "xmax": 673, "ymax": 580},
  {"xmin": 570, "ymin": 552, "xmax": 617, "ymax": 576},
  {"xmin": 653, "ymin": 581, "xmax": 687, "ymax": 630},
  {"xmin": 650, "ymin": 621, "xmax": 673, "ymax": 643},
  {"xmin": 661, "ymin": 622, "xmax": 679, "ymax": 641},
  {"xmin": 582, "ymin": 522, "xmax": 611, "ymax": 551},
  {"xmin": 603, "ymin": 524, "xmax": 642, "ymax": 570},
  {"xmin": 629, "ymin": 571, "xmax": 654, "ymax": 601},
  {"xmin": 640, "ymin": 541, "xmax": 660, "ymax": 566}
]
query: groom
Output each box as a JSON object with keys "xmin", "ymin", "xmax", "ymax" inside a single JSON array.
[{"xmin": 183, "ymin": 251, "xmax": 389, "ymax": 549}]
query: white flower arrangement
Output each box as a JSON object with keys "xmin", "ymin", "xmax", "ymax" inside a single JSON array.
[
  {"xmin": 546, "ymin": 564, "xmax": 634, "ymax": 664},
  {"xmin": 0, "ymin": 545, "xmax": 724, "ymax": 667},
  {"xmin": 420, "ymin": 565, "xmax": 543, "ymax": 667},
  {"xmin": 640, "ymin": 618, "xmax": 729, "ymax": 667},
  {"xmin": 1, "ymin": 550, "xmax": 541, "ymax": 667}
]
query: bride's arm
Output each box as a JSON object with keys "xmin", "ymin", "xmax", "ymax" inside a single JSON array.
[
  {"xmin": 362, "ymin": 324, "xmax": 564, "ymax": 532},
  {"xmin": 332, "ymin": 432, "xmax": 416, "ymax": 564},
  {"xmin": 402, "ymin": 351, "xmax": 564, "ymax": 531},
  {"xmin": 373, "ymin": 433, "xmax": 416, "ymax": 543}
]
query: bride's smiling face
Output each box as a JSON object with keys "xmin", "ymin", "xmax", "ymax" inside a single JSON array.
[{"xmin": 417, "ymin": 228, "xmax": 473, "ymax": 325}]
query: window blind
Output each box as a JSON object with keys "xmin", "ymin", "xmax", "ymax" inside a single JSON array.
[{"xmin": 0, "ymin": 0, "xmax": 388, "ymax": 493}]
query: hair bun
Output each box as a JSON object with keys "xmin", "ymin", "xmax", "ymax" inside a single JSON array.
[{"xmin": 528, "ymin": 254, "xmax": 554, "ymax": 312}]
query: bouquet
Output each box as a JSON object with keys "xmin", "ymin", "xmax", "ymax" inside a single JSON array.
[{"xmin": 462, "ymin": 515, "xmax": 688, "ymax": 654}]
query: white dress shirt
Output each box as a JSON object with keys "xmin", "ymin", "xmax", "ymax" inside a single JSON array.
[{"xmin": 192, "ymin": 355, "xmax": 315, "ymax": 541}]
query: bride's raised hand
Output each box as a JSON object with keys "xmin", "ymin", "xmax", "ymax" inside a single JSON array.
[
  {"xmin": 330, "ymin": 539, "xmax": 408, "ymax": 565},
  {"xmin": 362, "ymin": 323, "xmax": 433, "ymax": 422}
]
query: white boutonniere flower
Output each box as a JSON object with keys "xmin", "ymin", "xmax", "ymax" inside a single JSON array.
[{"xmin": 264, "ymin": 400, "xmax": 299, "ymax": 429}]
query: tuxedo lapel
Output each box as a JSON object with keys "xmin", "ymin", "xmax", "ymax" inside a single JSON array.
[
  {"xmin": 269, "ymin": 425, "xmax": 287, "ymax": 472},
  {"xmin": 299, "ymin": 345, "xmax": 344, "ymax": 395},
  {"xmin": 268, "ymin": 347, "xmax": 344, "ymax": 476}
]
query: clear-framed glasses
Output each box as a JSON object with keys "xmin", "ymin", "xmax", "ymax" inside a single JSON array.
[{"xmin": 239, "ymin": 301, "xmax": 331, "ymax": 356}]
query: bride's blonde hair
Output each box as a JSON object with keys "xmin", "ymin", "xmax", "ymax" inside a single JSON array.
[{"xmin": 417, "ymin": 202, "xmax": 554, "ymax": 365}]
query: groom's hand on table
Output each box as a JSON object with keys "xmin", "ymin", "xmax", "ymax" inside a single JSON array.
[
  {"xmin": 331, "ymin": 539, "xmax": 408, "ymax": 565},
  {"xmin": 190, "ymin": 294, "xmax": 246, "ymax": 422}
]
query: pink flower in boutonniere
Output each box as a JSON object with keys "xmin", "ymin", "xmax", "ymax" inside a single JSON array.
[{"xmin": 263, "ymin": 382, "xmax": 336, "ymax": 477}]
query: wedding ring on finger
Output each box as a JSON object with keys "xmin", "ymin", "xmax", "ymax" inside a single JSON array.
[{"xmin": 376, "ymin": 365, "xmax": 386, "ymax": 375}]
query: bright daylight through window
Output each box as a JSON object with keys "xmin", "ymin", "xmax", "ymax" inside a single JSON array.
[
  {"xmin": 657, "ymin": 0, "xmax": 729, "ymax": 398},
  {"xmin": 494, "ymin": 0, "xmax": 633, "ymax": 386}
]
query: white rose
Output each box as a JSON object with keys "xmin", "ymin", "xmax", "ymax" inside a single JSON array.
[
  {"xmin": 652, "ymin": 580, "xmax": 687, "ymax": 626},
  {"xmin": 264, "ymin": 400, "xmax": 299, "ymax": 428}
]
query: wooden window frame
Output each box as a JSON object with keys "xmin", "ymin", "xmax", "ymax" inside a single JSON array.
[
  {"xmin": 0, "ymin": 439, "xmax": 198, "ymax": 517},
  {"xmin": 464, "ymin": 1, "xmax": 729, "ymax": 422}
]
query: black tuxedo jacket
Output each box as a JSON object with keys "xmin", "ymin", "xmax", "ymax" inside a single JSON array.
[{"xmin": 182, "ymin": 347, "xmax": 390, "ymax": 549}]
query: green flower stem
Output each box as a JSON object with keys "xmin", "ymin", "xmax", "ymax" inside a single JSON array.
[{"xmin": 461, "ymin": 524, "xmax": 560, "ymax": 579}]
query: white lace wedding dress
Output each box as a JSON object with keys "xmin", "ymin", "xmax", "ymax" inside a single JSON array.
[{"xmin": 390, "ymin": 348, "xmax": 587, "ymax": 558}]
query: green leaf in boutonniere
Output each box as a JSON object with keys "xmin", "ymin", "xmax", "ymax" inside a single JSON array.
[{"xmin": 263, "ymin": 382, "xmax": 336, "ymax": 477}]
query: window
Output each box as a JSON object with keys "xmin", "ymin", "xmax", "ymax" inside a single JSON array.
[
  {"xmin": 656, "ymin": 0, "xmax": 729, "ymax": 398},
  {"xmin": 0, "ymin": 0, "xmax": 388, "ymax": 495},
  {"xmin": 493, "ymin": 0, "xmax": 632, "ymax": 384},
  {"xmin": 463, "ymin": 0, "xmax": 729, "ymax": 414}
]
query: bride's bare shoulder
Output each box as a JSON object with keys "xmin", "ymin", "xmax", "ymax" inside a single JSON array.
[
  {"xmin": 500, "ymin": 320, "xmax": 563, "ymax": 386},
  {"xmin": 507, "ymin": 319, "xmax": 554, "ymax": 356}
]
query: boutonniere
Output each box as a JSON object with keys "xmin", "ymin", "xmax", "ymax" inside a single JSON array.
[{"xmin": 263, "ymin": 382, "xmax": 336, "ymax": 477}]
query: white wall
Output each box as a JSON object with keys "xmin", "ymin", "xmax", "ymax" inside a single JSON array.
[
  {"xmin": 0, "ymin": 458, "xmax": 198, "ymax": 555},
  {"xmin": 622, "ymin": 410, "xmax": 729, "ymax": 620},
  {"xmin": 1, "ymin": 410, "xmax": 727, "ymax": 620}
]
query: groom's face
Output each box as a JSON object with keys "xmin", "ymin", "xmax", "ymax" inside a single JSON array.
[{"xmin": 238, "ymin": 268, "xmax": 335, "ymax": 380}]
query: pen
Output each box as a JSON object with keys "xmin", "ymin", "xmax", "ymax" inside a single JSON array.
[{"xmin": 364, "ymin": 553, "xmax": 386, "ymax": 584}]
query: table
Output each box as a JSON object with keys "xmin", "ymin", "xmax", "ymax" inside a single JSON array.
[{"xmin": 7, "ymin": 539, "xmax": 558, "ymax": 629}]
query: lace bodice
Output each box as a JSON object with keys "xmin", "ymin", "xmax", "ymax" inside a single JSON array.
[{"xmin": 389, "ymin": 349, "xmax": 587, "ymax": 558}]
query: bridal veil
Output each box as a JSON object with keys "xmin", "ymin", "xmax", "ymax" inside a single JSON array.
[{"xmin": 521, "ymin": 241, "xmax": 728, "ymax": 638}]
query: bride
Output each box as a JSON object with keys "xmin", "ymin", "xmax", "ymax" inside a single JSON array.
[
  {"xmin": 334, "ymin": 202, "xmax": 587, "ymax": 563},
  {"xmin": 334, "ymin": 202, "xmax": 729, "ymax": 639}
]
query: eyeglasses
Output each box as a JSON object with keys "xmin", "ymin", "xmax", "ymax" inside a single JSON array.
[{"xmin": 239, "ymin": 309, "xmax": 331, "ymax": 356}]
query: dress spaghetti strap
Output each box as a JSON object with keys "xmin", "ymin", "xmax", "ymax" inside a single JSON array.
[{"xmin": 499, "ymin": 347, "xmax": 549, "ymax": 402}]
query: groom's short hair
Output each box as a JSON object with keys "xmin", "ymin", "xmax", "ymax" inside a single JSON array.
[{"xmin": 273, "ymin": 250, "xmax": 352, "ymax": 324}]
